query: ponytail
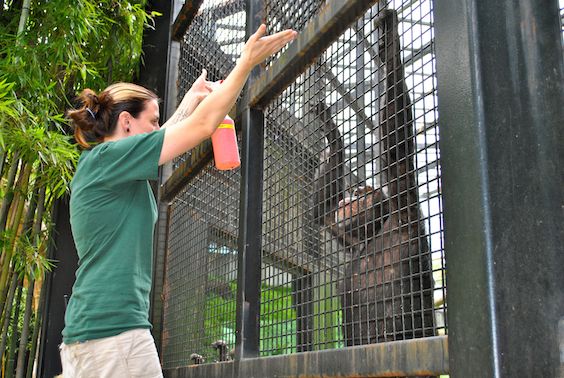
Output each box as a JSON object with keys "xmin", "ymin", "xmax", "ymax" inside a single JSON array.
[{"xmin": 67, "ymin": 83, "xmax": 158, "ymax": 148}]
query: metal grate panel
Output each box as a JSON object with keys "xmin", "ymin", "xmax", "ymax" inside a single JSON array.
[
  {"xmin": 174, "ymin": 0, "xmax": 246, "ymax": 169},
  {"xmin": 161, "ymin": 164, "xmax": 241, "ymax": 368},
  {"xmin": 264, "ymin": 0, "xmax": 325, "ymax": 65},
  {"xmin": 163, "ymin": 0, "xmax": 446, "ymax": 369},
  {"xmin": 260, "ymin": 0, "xmax": 445, "ymax": 355}
]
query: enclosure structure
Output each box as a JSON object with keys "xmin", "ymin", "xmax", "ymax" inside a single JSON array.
[{"xmin": 149, "ymin": 0, "xmax": 563, "ymax": 377}]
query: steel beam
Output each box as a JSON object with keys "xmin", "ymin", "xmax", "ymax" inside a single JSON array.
[
  {"xmin": 233, "ymin": 0, "xmax": 265, "ymax": 360},
  {"xmin": 164, "ymin": 336, "xmax": 449, "ymax": 378},
  {"xmin": 434, "ymin": 0, "xmax": 564, "ymax": 376},
  {"xmin": 171, "ymin": 0, "xmax": 205, "ymax": 41}
]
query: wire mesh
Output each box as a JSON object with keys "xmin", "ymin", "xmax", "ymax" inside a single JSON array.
[
  {"xmin": 161, "ymin": 164, "xmax": 240, "ymax": 368},
  {"xmin": 264, "ymin": 0, "xmax": 326, "ymax": 65},
  {"xmin": 163, "ymin": 0, "xmax": 446, "ymax": 368},
  {"xmin": 161, "ymin": 0, "xmax": 246, "ymax": 368},
  {"xmin": 260, "ymin": 0, "xmax": 444, "ymax": 355},
  {"xmin": 174, "ymin": 0, "xmax": 246, "ymax": 169}
]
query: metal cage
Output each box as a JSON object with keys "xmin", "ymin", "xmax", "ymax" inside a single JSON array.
[
  {"xmin": 161, "ymin": 0, "xmax": 446, "ymax": 373},
  {"xmin": 154, "ymin": 0, "xmax": 563, "ymax": 377}
]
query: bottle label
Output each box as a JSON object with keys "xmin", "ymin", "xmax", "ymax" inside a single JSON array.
[{"xmin": 218, "ymin": 123, "xmax": 234, "ymax": 129}]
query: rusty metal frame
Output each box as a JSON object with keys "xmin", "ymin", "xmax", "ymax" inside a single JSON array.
[
  {"xmin": 172, "ymin": 0, "xmax": 205, "ymax": 41},
  {"xmin": 163, "ymin": 336, "xmax": 448, "ymax": 377}
]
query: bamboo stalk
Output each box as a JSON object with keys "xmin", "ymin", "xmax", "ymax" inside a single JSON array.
[
  {"xmin": 15, "ymin": 279, "xmax": 34, "ymax": 378},
  {"xmin": 0, "ymin": 272, "xmax": 18, "ymax": 357},
  {"xmin": 0, "ymin": 163, "xmax": 31, "ymax": 315},
  {"xmin": 0, "ymin": 149, "xmax": 6, "ymax": 178},
  {"xmin": 17, "ymin": 0, "xmax": 31, "ymax": 37},
  {"xmin": 5, "ymin": 281, "xmax": 23, "ymax": 378},
  {"xmin": 26, "ymin": 193, "xmax": 51, "ymax": 378},
  {"xmin": 25, "ymin": 276, "xmax": 45, "ymax": 378},
  {"xmin": 15, "ymin": 185, "xmax": 45, "ymax": 378},
  {"xmin": 0, "ymin": 155, "xmax": 19, "ymax": 237}
]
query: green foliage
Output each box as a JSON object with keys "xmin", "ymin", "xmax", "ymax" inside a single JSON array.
[
  {"xmin": 13, "ymin": 233, "xmax": 55, "ymax": 280},
  {"xmin": 203, "ymin": 280, "xmax": 237, "ymax": 360},
  {"xmin": 0, "ymin": 0, "xmax": 159, "ymax": 180},
  {"xmin": 260, "ymin": 284, "xmax": 297, "ymax": 355},
  {"xmin": 0, "ymin": 0, "xmax": 158, "ymax": 256},
  {"xmin": 0, "ymin": 2, "xmax": 159, "ymax": 375},
  {"xmin": 201, "ymin": 280, "xmax": 299, "ymax": 359}
]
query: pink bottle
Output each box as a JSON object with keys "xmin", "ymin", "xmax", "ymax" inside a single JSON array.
[
  {"xmin": 210, "ymin": 80, "xmax": 240, "ymax": 170},
  {"xmin": 211, "ymin": 113, "xmax": 240, "ymax": 170}
]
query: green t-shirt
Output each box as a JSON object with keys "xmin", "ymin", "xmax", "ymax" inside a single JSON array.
[{"xmin": 63, "ymin": 129, "xmax": 165, "ymax": 343}]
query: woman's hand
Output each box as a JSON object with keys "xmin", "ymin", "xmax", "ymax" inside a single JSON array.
[
  {"xmin": 187, "ymin": 69, "xmax": 213, "ymax": 105},
  {"xmin": 162, "ymin": 69, "xmax": 213, "ymax": 129},
  {"xmin": 239, "ymin": 24, "xmax": 297, "ymax": 70},
  {"xmin": 182, "ymin": 69, "xmax": 213, "ymax": 115}
]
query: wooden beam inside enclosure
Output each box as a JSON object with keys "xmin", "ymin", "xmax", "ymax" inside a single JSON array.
[{"xmin": 164, "ymin": 336, "xmax": 449, "ymax": 378}]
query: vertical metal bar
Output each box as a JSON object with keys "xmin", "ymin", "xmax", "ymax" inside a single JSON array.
[
  {"xmin": 354, "ymin": 19, "xmax": 366, "ymax": 183},
  {"xmin": 150, "ymin": 203, "xmax": 171, "ymax": 354},
  {"xmin": 136, "ymin": 0, "xmax": 175, "ymax": 357},
  {"xmin": 435, "ymin": 1, "xmax": 563, "ymax": 377},
  {"xmin": 37, "ymin": 198, "xmax": 78, "ymax": 378},
  {"xmin": 294, "ymin": 272, "xmax": 313, "ymax": 352},
  {"xmin": 235, "ymin": 109, "xmax": 264, "ymax": 360},
  {"xmin": 235, "ymin": 0, "xmax": 265, "ymax": 360}
]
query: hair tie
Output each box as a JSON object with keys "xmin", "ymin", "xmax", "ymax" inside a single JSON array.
[{"xmin": 86, "ymin": 108, "xmax": 96, "ymax": 119}]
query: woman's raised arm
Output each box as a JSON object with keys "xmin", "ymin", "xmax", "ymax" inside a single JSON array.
[{"xmin": 158, "ymin": 24, "xmax": 297, "ymax": 165}]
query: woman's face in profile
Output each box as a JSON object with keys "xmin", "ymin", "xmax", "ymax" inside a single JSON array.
[{"xmin": 129, "ymin": 99, "xmax": 160, "ymax": 135}]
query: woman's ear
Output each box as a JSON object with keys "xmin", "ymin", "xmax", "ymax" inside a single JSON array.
[{"xmin": 117, "ymin": 111, "xmax": 132, "ymax": 133}]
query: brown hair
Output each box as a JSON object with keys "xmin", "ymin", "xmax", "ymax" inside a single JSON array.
[{"xmin": 67, "ymin": 83, "xmax": 158, "ymax": 148}]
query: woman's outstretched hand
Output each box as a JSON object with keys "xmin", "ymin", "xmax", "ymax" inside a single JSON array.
[
  {"xmin": 188, "ymin": 69, "xmax": 213, "ymax": 105},
  {"xmin": 239, "ymin": 24, "xmax": 298, "ymax": 70}
]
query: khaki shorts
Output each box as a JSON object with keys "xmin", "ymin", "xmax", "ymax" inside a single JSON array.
[{"xmin": 59, "ymin": 328, "xmax": 163, "ymax": 378}]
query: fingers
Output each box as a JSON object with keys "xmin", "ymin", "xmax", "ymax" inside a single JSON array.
[
  {"xmin": 268, "ymin": 29, "xmax": 298, "ymax": 43},
  {"xmin": 194, "ymin": 69, "xmax": 207, "ymax": 84},
  {"xmin": 264, "ymin": 30, "xmax": 298, "ymax": 56},
  {"xmin": 241, "ymin": 25, "xmax": 297, "ymax": 67},
  {"xmin": 249, "ymin": 24, "xmax": 267, "ymax": 43}
]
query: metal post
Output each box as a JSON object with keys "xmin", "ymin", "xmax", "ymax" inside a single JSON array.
[
  {"xmin": 37, "ymin": 197, "xmax": 78, "ymax": 378},
  {"xmin": 235, "ymin": 0, "xmax": 265, "ymax": 360},
  {"xmin": 136, "ymin": 0, "xmax": 175, "ymax": 356},
  {"xmin": 434, "ymin": 1, "xmax": 563, "ymax": 377}
]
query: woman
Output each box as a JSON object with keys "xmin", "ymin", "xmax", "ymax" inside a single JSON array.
[{"xmin": 61, "ymin": 24, "xmax": 297, "ymax": 377}]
